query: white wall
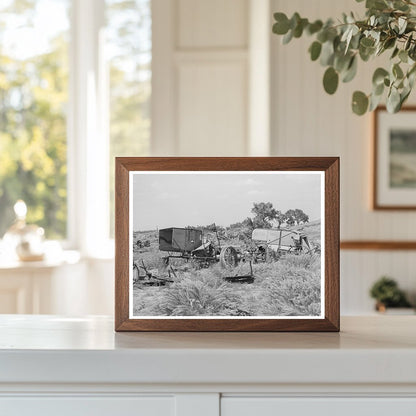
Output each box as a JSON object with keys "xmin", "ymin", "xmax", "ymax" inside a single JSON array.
[
  {"xmin": 43, "ymin": 0, "xmax": 416, "ymax": 316},
  {"xmin": 271, "ymin": 0, "xmax": 416, "ymax": 313},
  {"xmin": 152, "ymin": 0, "xmax": 252, "ymax": 156}
]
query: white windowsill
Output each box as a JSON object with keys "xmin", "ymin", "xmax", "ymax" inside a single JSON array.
[
  {"xmin": 0, "ymin": 237, "xmax": 115, "ymax": 270},
  {"xmin": 0, "ymin": 250, "xmax": 82, "ymax": 271}
]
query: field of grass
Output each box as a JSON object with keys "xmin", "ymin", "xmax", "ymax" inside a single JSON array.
[{"xmin": 132, "ymin": 224, "xmax": 321, "ymax": 317}]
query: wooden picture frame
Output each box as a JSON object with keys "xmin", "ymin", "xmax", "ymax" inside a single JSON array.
[
  {"xmin": 115, "ymin": 157, "xmax": 339, "ymax": 332},
  {"xmin": 373, "ymin": 106, "xmax": 416, "ymax": 210}
]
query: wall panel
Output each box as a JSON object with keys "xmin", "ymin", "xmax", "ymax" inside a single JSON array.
[
  {"xmin": 152, "ymin": 0, "xmax": 249, "ymax": 156},
  {"xmin": 178, "ymin": 0, "xmax": 248, "ymax": 49},
  {"xmin": 177, "ymin": 61, "xmax": 247, "ymax": 156},
  {"xmin": 271, "ymin": 0, "xmax": 416, "ymax": 313}
]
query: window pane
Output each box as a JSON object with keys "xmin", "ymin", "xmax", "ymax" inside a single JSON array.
[
  {"xmin": 106, "ymin": 0, "xmax": 151, "ymax": 237},
  {"xmin": 0, "ymin": 0, "xmax": 70, "ymax": 239}
]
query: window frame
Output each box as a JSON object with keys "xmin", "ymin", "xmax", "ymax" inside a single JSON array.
[{"xmin": 67, "ymin": 0, "xmax": 112, "ymax": 257}]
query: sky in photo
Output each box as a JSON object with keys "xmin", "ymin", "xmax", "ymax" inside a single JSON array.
[{"xmin": 132, "ymin": 172, "xmax": 323, "ymax": 231}]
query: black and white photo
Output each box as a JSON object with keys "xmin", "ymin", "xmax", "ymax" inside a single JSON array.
[{"xmin": 129, "ymin": 171, "xmax": 324, "ymax": 319}]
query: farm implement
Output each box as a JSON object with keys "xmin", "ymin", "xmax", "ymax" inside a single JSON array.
[
  {"xmin": 223, "ymin": 261, "xmax": 254, "ymax": 284},
  {"xmin": 158, "ymin": 227, "xmax": 239, "ymax": 269},
  {"xmin": 133, "ymin": 225, "xmax": 318, "ymax": 287},
  {"xmin": 159, "ymin": 226, "xmax": 318, "ymax": 269},
  {"xmin": 133, "ymin": 260, "xmax": 174, "ymax": 286},
  {"xmin": 250, "ymin": 228, "xmax": 320, "ymax": 262},
  {"xmin": 133, "ymin": 258, "xmax": 254, "ymax": 286}
]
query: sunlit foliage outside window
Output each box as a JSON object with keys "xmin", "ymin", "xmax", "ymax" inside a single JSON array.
[
  {"xmin": 0, "ymin": 0, "xmax": 151, "ymax": 240},
  {"xmin": 0, "ymin": 0, "xmax": 69, "ymax": 238},
  {"xmin": 107, "ymin": 0, "xmax": 151, "ymax": 237}
]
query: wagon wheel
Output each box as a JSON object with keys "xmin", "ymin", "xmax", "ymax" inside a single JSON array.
[{"xmin": 220, "ymin": 246, "xmax": 238, "ymax": 269}]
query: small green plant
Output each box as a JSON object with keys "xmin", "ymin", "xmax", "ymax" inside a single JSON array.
[
  {"xmin": 370, "ymin": 276, "xmax": 411, "ymax": 308},
  {"xmin": 272, "ymin": 0, "xmax": 416, "ymax": 115}
]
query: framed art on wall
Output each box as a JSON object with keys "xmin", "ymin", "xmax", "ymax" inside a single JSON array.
[
  {"xmin": 374, "ymin": 106, "xmax": 416, "ymax": 210},
  {"xmin": 115, "ymin": 157, "xmax": 339, "ymax": 332}
]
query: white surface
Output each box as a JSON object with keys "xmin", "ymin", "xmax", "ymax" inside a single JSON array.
[{"xmin": 0, "ymin": 315, "xmax": 416, "ymax": 386}]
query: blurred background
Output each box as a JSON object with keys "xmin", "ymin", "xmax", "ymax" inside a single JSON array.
[{"xmin": 0, "ymin": 0, "xmax": 415, "ymax": 316}]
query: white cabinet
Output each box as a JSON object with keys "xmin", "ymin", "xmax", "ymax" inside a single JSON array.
[
  {"xmin": 0, "ymin": 255, "xmax": 114, "ymax": 315},
  {"xmin": 3, "ymin": 396, "xmax": 416, "ymax": 416},
  {"xmin": 1, "ymin": 397, "xmax": 175, "ymax": 416},
  {"xmin": 0, "ymin": 262, "xmax": 87, "ymax": 314},
  {"xmin": 1, "ymin": 316, "xmax": 416, "ymax": 416},
  {"xmin": 222, "ymin": 398, "xmax": 416, "ymax": 416},
  {"xmin": 0, "ymin": 267, "xmax": 57, "ymax": 314}
]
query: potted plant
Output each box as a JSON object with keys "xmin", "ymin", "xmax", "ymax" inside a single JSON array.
[
  {"xmin": 369, "ymin": 276, "xmax": 414, "ymax": 313},
  {"xmin": 272, "ymin": 0, "xmax": 416, "ymax": 115}
]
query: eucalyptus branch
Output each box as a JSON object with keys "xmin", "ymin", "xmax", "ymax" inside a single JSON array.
[{"xmin": 272, "ymin": 0, "xmax": 416, "ymax": 115}]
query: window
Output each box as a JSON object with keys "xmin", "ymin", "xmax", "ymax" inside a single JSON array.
[
  {"xmin": 0, "ymin": 0, "xmax": 151, "ymax": 251},
  {"xmin": 0, "ymin": 0, "xmax": 70, "ymax": 239},
  {"xmin": 106, "ymin": 0, "xmax": 151, "ymax": 237}
]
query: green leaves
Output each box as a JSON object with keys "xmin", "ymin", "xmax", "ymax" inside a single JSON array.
[
  {"xmin": 398, "ymin": 17, "xmax": 407, "ymax": 34},
  {"xmin": 387, "ymin": 87, "xmax": 401, "ymax": 112},
  {"xmin": 273, "ymin": 12, "xmax": 315, "ymax": 40},
  {"xmin": 272, "ymin": 3, "xmax": 416, "ymax": 115},
  {"xmin": 341, "ymin": 24, "xmax": 359, "ymax": 52},
  {"xmin": 309, "ymin": 41, "xmax": 322, "ymax": 61},
  {"xmin": 320, "ymin": 40, "xmax": 334, "ymax": 66},
  {"xmin": 372, "ymin": 67, "xmax": 389, "ymax": 86},
  {"xmin": 323, "ymin": 67, "xmax": 339, "ymax": 94},
  {"xmin": 366, "ymin": 0, "xmax": 388, "ymax": 10},
  {"xmin": 369, "ymin": 91, "xmax": 383, "ymax": 111},
  {"xmin": 368, "ymin": 68, "xmax": 388, "ymax": 111},
  {"xmin": 342, "ymin": 56, "xmax": 357, "ymax": 82},
  {"xmin": 405, "ymin": 33, "xmax": 413, "ymax": 51},
  {"xmin": 293, "ymin": 17, "xmax": 309, "ymax": 38},
  {"xmin": 352, "ymin": 91, "xmax": 369, "ymax": 115},
  {"xmin": 399, "ymin": 49, "xmax": 408, "ymax": 63},
  {"xmin": 273, "ymin": 13, "xmax": 290, "ymax": 34},
  {"xmin": 307, "ymin": 20, "xmax": 323, "ymax": 35},
  {"xmin": 392, "ymin": 63, "xmax": 404, "ymax": 79},
  {"xmin": 359, "ymin": 37, "xmax": 376, "ymax": 61}
]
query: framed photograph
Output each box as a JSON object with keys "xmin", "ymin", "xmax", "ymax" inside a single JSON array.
[
  {"xmin": 115, "ymin": 157, "xmax": 339, "ymax": 332},
  {"xmin": 374, "ymin": 106, "xmax": 416, "ymax": 209}
]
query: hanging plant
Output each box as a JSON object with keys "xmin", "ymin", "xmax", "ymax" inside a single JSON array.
[{"xmin": 272, "ymin": 0, "xmax": 416, "ymax": 115}]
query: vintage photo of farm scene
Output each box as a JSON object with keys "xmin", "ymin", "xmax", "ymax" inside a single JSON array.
[{"xmin": 131, "ymin": 172, "xmax": 323, "ymax": 318}]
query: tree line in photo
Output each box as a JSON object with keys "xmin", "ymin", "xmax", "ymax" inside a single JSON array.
[{"xmin": 188, "ymin": 201, "xmax": 310, "ymax": 234}]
